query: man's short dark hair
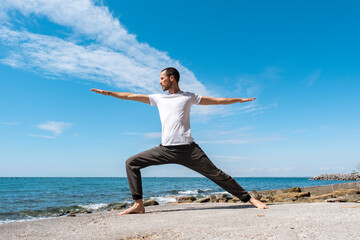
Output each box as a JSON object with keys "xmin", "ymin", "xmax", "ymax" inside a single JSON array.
[{"xmin": 161, "ymin": 67, "xmax": 180, "ymax": 83}]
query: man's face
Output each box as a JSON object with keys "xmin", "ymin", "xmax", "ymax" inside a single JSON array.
[{"xmin": 159, "ymin": 71, "xmax": 172, "ymax": 91}]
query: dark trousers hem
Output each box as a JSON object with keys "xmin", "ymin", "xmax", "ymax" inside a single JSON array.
[
  {"xmin": 242, "ymin": 194, "xmax": 251, "ymax": 203},
  {"xmin": 132, "ymin": 195, "xmax": 143, "ymax": 200}
]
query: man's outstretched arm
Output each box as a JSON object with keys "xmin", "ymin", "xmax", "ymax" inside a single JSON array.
[
  {"xmin": 199, "ymin": 96, "xmax": 255, "ymax": 105},
  {"xmin": 91, "ymin": 88, "xmax": 150, "ymax": 104}
]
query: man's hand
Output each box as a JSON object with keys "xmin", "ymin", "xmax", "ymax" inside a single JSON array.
[
  {"xmin": 199, "ymin": 96, "xmax": 256, "ymax": 105},
  {"xmin": 91, "ymin": 89, "xmax": 150, "ymax": 104},
  {"xmin": 242, "ymin": 98, "xmax": 256, "ymax": 102},
  {"xmin": 91, "ymin": 88, "xmax": 109, "ymax": 95}
]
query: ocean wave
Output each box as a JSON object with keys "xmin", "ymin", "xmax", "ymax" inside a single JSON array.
[
  {"xmin": 0, "ymin": 216, "xmax": 52, "ymax": 225},
  {"xmin": 211, "ymin": 191, "xmax": 230, "ymax": 195},
  {"xmin": 1, "ymin": 203, "xmax": 108, "ymax": 224},
  {"xmin": 150, "ymin": 196, "xmax": 176, "ymax": 204},
  {"xmin": 79, "ymin": 203, "xmax": 108, "ymax": 211},
  {"xmin": 178, "ymin": 190, "xmax": 199, "ymax": 195},
  {"xmin": 0, "ymin": 201, "xmax": 133, "ymax": 224},
  {"xmin": 174, "ymin": 188, "xmax": 214, "ymax": 195}
]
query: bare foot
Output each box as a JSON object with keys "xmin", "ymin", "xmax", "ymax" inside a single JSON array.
[
  {"xmin": 118, "ymin": 200, "xmax": 145, "ymax": 215},
  {"xmin": 249, "ymin": 197, "xmax": 268, "ymax": 209}
]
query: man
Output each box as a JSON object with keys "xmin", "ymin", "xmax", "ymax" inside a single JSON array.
[{"xmin": 91, "ymin": 67, "xmax": 268, "ymax": 215}]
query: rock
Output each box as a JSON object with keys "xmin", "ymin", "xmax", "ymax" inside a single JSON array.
[
  {"xmin": 110, "ymin": 203, "xmax": 127, "ymax": 210},
  {"xmin": 176, "ymin": 196, "xmax": 196, "ymax": 203},
  {"xmin": 289, "ymin": 187, "xmax": 301, "ymax": 193},
  {"xmin": 273, "ymin": 192, "xmax": 310, "ymax": 202},
  {"xmin": 243, "ymin": 182, "xmax": 360, "ymax": 203},
  {"xmin": 309, "ymin": 189, "xmax": 360, "ymax": 203},
  {"xmin": 216, "ymin": 194, "xmax": 230, "ymax": 202},
  {"xmin": 232, "ymin": 196, "xmax": 241, "ymax": 202},
  {"xmin": 278, "ymin": 187, "xmax": 301, "ymax": 193},
  {"xmin": 275, "ymin": 190, "xmax": 285, "ymax": 194},
  {"xmin": 226, "ymin": 197, "xmax": 240, "ymax": 203},
  {"xmin": 332, "ymin": 189, "xmax": 359, "ymax": 197},
  {"xmin": 209, "ymin": 194, "xmax": 217, "ymax": 202},
  {"xmin": 67, "ymin": 213, "xmax": 76, "ymax": 217},
  {"xmin": 227, "ymin": 196, "xmax": 241, "ymax": 203},
  {"xmin": 143, "ymin": 199, "xmax": 159, "ymax": 206},
  {"xmin": 195, "ymin": 197, "xmax": 210, "ymax": 203},
  {"xmin": 325, "ymin": 197, "xmax": 348, "ymax": 202},
  {"xmin": 309, "ymin": 193, "xmax": 334, "ymax": 202},
  {"xmin": 260, "ymin": 193, "xmax": 275, "ymax": 203},
  {"xmin": 217, "ymin": 194, "xmax": 229, "ymax": 200},
  {"xmin": 294, "ymin": 197, "xmax": 310, "ymax": 203},
  {"xmin": 249, "ymin": 191, "xmax": 261, "ymax": 200},
  {"xmin": 79, "ymin": 209, "xmax": 93, "ymax": 214},
  {"xmin": 347, "ymin": 194, "xmax": 360, "ymax": 202}
]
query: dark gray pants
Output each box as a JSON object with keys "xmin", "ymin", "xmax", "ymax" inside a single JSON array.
[{"xmin": 125, "ymin": 142, "xmax": 251, "ymax": 202}]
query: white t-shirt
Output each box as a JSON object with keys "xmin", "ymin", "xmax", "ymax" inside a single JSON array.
[{"xmin": 149, "ymin": 91, "xmax": 202, "ymax": 146}]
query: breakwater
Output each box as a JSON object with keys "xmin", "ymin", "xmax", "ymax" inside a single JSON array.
[{"xmin": 310, "ymin": 173, "xmax": 360, "ymax": 180}]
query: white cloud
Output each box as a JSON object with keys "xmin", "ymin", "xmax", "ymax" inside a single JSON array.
[
  {"xmin": 27, "ymin": 134, "xmax": 56, "ymax": 139},
  {"xmin": 319, "ymin": 167, "xmax": 346, "ymax": 171},
  {"xmin": 196, "ymin": 127, "xmax": 280, "ymax": 145},
  {"xmin": 197, "ymin": 139, "xmax": 252, "ymax": 144},
  {"xmin": 2, "ymin": 121, "xmax": 19, "ymax": 125},
  {"xmin": 248, "ymin": 167, "xmax": 265, "ymax": 172},
  {"xmin": 0, "ymin": 0, "xmax": 210, "ymax": 97},
  {"xmin": 236, "ymin": 66, "xmax": 282, "ymax": 97},
  {"xmin": 305, "ymin": 70, "xmax": 321, "ymax": 87},
  {"xmin": 123, "ymin": 132, "xmax": 140, "ymax": 135},
  {"xmin": 0, "ymin": 1, "xmax": 275, "ymax": 117},
  {"xmin": 197, "ymin": 137, "xmax": 279, "ymax": 145},
  {"xmin": 214, "ymin": 126, "xmax": 254, "ymax": 135},
  {"xmin": 226, "ymin": 67, "xmax": 282, "ymax": 116},
  {"xmin": 267, "ymin": 167, "xmax": 295, "ymax": 172},
  {"xmin": 35, "ymin": 121, "xmax": 72, "ymax": 135},
  {"xmin": 210, "ymin": 155, "xmax": 255, "ymax": 162},
  {"xmin": 231, "ymin": 102, "xmax": 278, "ymax": 117},
  {"xmin": 123, "ymin": 131, "xmax": 161, "ymax": 139},
  {"xmin": 143, "ymin": 132, "xmax": 161, "ymax": 139}
]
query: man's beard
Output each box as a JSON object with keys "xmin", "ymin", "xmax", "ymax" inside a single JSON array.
[{"xmin": 162, "ymin": 82, "xmax": 172, "ymax": 91}]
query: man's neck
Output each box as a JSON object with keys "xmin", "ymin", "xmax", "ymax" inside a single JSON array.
[{"xmin": 168, "ymin": 87, "xmax": 181, "ymax": 94}]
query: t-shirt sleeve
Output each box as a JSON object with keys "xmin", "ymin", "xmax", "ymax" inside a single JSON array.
[
  {"xmin": 149, "ymin": 94, "xmax": 160, "ymax": 106},
  {"xmin": 191, "ymin": 93, "xmax": 202, "ymax": 105}
]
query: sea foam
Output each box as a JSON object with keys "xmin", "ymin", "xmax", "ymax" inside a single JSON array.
[
  {"xmin": 150, "ymin": 196, "xmax": 176, "ymax": 204},
  {"xmin": 79, "ymin": 203, "xmax": 108, "ymax": 211}
]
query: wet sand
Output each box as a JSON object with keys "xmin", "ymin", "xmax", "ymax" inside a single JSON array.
[{"xmin": 1, "ymin": 202, "xmax": 360, "ymax": 240}]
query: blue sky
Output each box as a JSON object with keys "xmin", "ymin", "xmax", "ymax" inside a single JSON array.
[{"xmin": 1, "ymin": 0, "xmax": 359, "ymax": 177}]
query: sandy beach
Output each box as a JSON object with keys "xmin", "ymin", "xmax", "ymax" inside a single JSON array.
[{"xmin": 1, "ymin": 202, "xmax": 360, "ymax": 240}]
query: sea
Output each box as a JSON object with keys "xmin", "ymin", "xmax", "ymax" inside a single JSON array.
[{"xmin": 0, "ymin": 177, "xmax": 356, "ymax": 224}]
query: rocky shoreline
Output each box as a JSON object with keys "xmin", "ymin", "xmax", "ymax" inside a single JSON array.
[
  {"xmin": 55, "ymin": 181, "xmax": 360, "ymax": 218},
  {"xmin": 138, "ymin": 181, "xmax": 360, "ymax": 208},
  {"xmin": 310, "ymin": 172, "xmax": 360, "ymax": 180},
  {"xmin": 167, "ymin": 181, "xmax": 360, "ymax": 205}
]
